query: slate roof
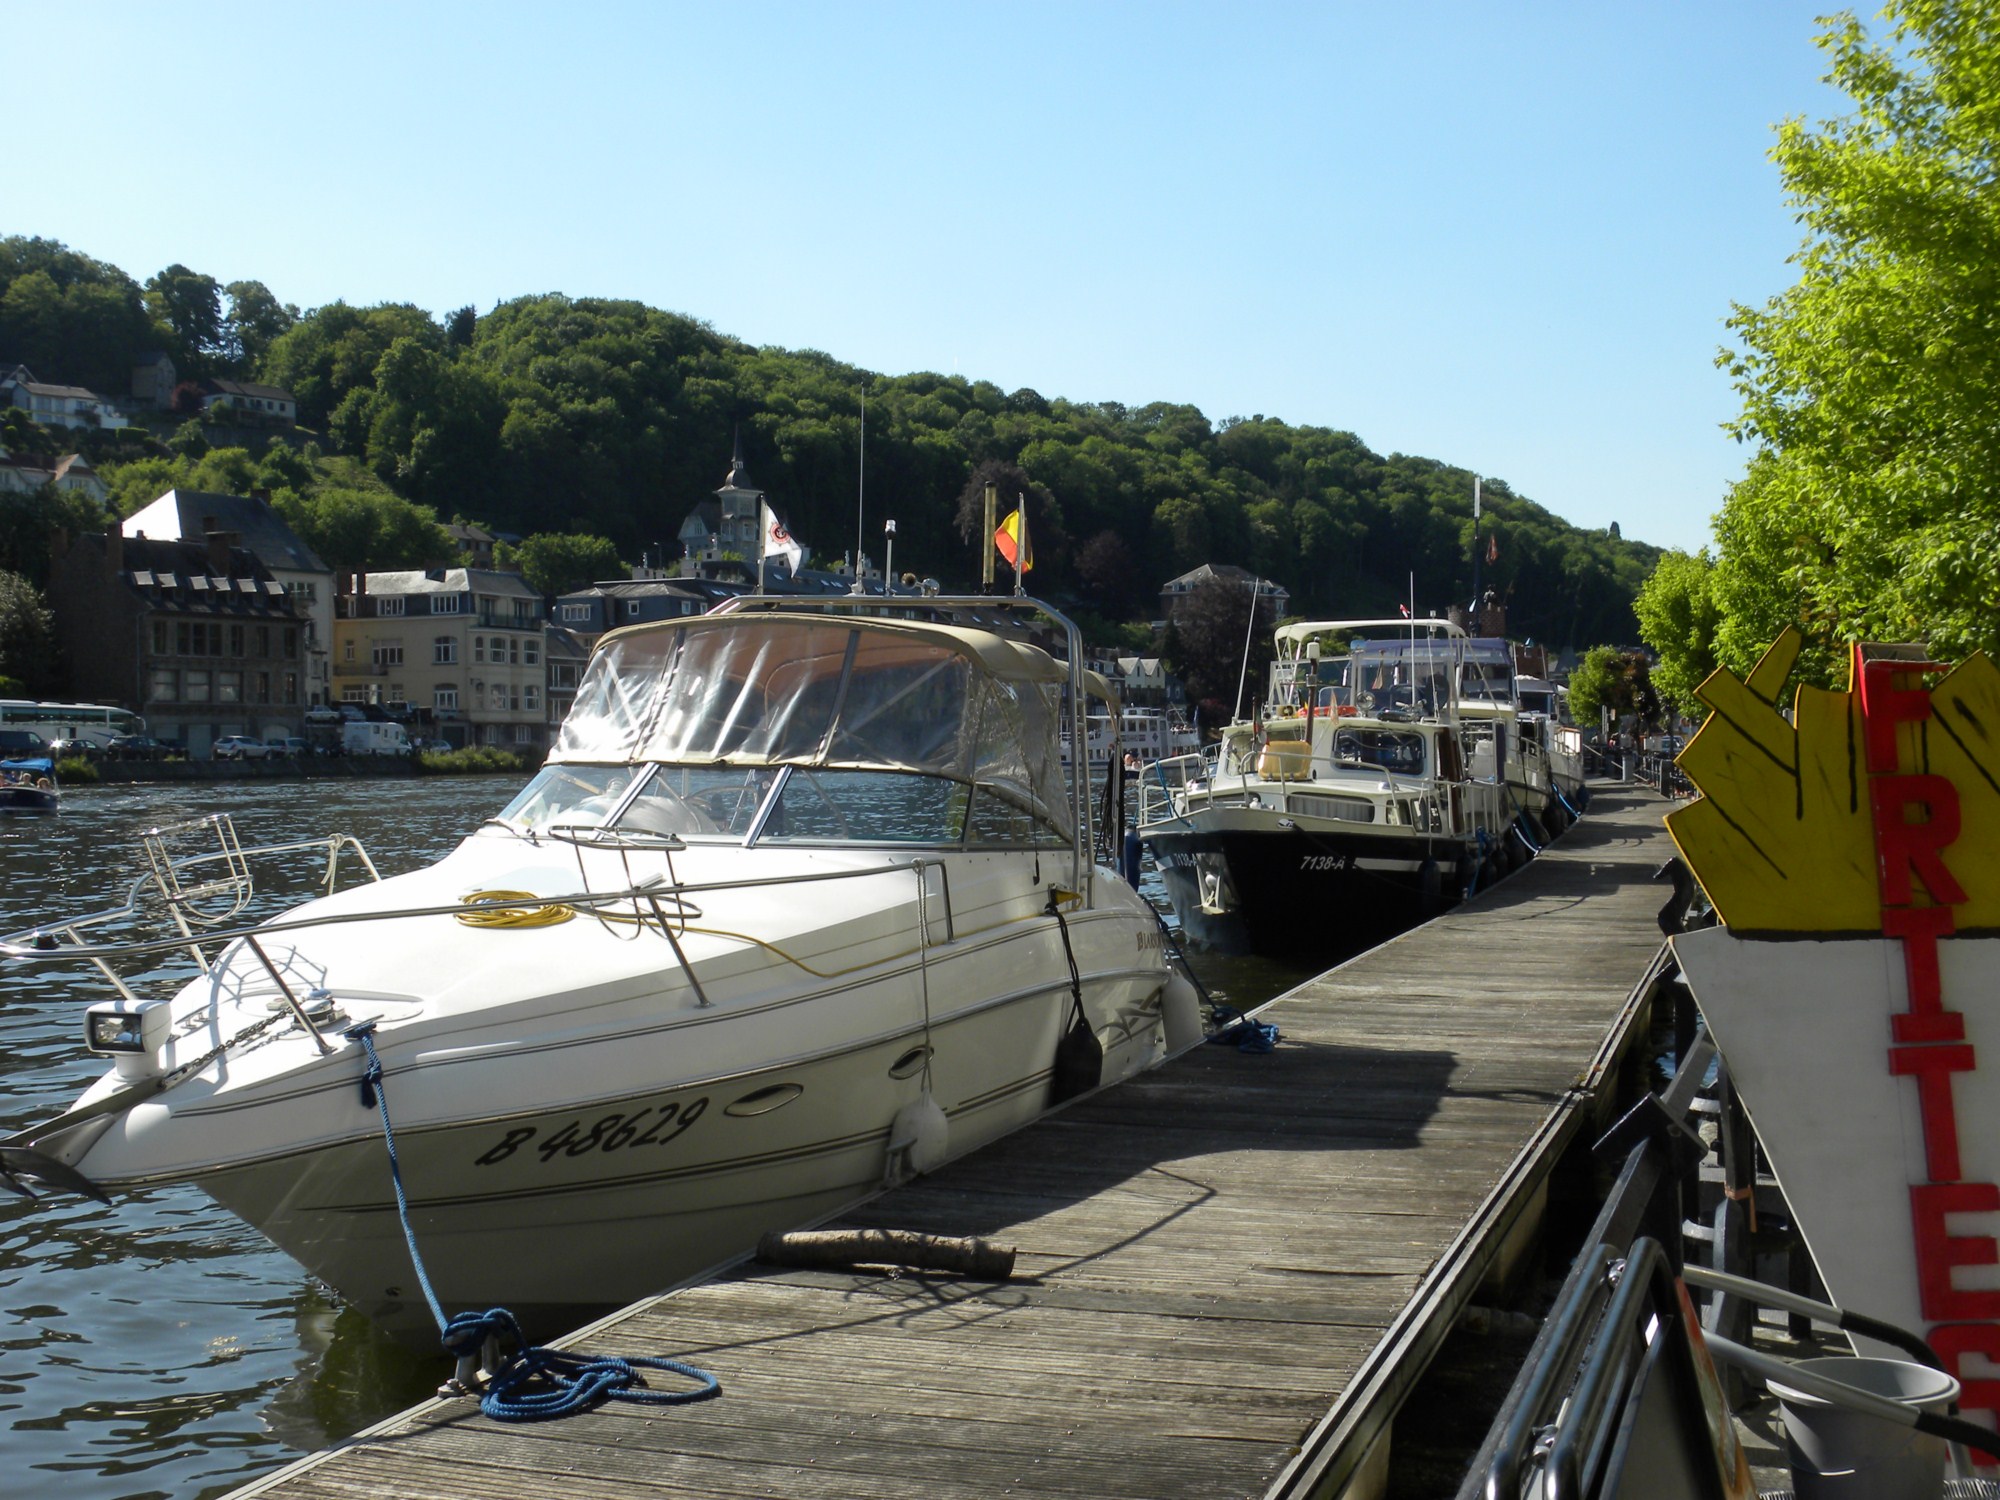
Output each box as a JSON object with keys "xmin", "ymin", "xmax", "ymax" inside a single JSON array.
[{"xmin": 124, "ymin": 489, "xmax": 330, "ymax": 575}]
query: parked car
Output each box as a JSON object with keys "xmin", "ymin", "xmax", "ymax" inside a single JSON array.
[
  {"xmin": 106, "ymin": 734, "xmax": 178, "ymax": 761},
  {"xmin": 212, "ymin": 736, "xmax": 272, "ymax": 761},
  {"xmin": 0, "ymin": 729, "xmax": 46, "ymax": 755},
  {"xmin": 45, "ymin": 736, "xmax": 102, "ymax": 761},
  {"xmin": 266, "ymin": 737, "xmax": 310, "ymax": 757}
]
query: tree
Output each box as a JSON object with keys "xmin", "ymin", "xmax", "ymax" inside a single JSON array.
[
  {"xmin": 0, "ymin": 485, "xmax": 108, "ymax": 587},
  {"xmin": 273, "ymin": 486, "xmax": 452, "ymax": 571},
  {"xmin": 145, "ymin": 264, "xmax": 226, "ymax": 373},
  {"xmin": 1633, "ymin": 550, "xmax": 1721, "ymax": 714},
  {"xmin": 498, "ymin": 532, "xmax": 623, "ymax": 597},
  {"xmin": 1075, "ymin": 528, "xmax": 1139, "ymax": 614},
  {"xmin": 1567, "ymin": 646, "xmax": 1660, "ymax": 733},
  {"xmin": 0, "ymin": 570, "xmax": 60, "ymax": 695},
  {"xmin": 1714, "ymin": 1, "xmax": 2000, "ymax": 675},
  {"xmin": 1160, "ymin": 575, "xmax": 1276, "ymax": 720},
  {"xmin": 223, "ymin": 279, "xmax": 296, "ymax": 371}
]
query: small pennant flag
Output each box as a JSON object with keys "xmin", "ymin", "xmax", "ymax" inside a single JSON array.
[
  {"xmin": 760, "ymin": 500, "xmax": 803, "ymax": 574},
  {"xmin": 1486, "ymin": 532, "xmax": 1499, "ymax": 565},
  {"xmin": 995, "ymin": 506, "xmax": 1033, "ymax": 573}
]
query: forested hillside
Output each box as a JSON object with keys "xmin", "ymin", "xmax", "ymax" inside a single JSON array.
[{"xmin": 1, "ymin": 236, "xmax": 1659, "ymax": 647}]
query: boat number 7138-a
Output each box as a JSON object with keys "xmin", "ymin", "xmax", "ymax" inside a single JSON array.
[
  {"xmin": 474, "ymin": 1097, "xmax": 711, "ymax": 1166},
  {"xmin": 1300, "ymin": 853, "xmax": 1352, "ymax": 872}
]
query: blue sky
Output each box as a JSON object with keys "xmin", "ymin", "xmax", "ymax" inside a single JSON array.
[{"xmin": 12, "ymin": 3, "xmax": 1848, "ymax": 554}]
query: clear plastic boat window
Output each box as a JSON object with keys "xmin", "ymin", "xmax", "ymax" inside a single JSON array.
[
  {"xmin": 552, "ymin": 618, "xmax": 1072, "ymax": 841},
  {"xmin": 495, "ymin": 765, "xmax": 637, "ymax": 832}
]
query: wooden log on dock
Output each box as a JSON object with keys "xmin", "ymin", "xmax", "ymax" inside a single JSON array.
[{"xmin": 755, "ymin": 1228, "xmax": 1017, "ymax": 1279}]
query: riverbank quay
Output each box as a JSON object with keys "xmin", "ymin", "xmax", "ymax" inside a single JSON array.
[
  {"xmin": 84, "ymin": 756, "xmax": 418, "ymax": 783},
  {"xmin": 224, "ymin": 784, "xmax": 1675, "ymax": 1500}
]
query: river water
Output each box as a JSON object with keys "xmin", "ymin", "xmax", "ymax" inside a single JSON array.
[{"xmin": 0, "ymin": 776, "xmax": 1308, "ymax": 1500}]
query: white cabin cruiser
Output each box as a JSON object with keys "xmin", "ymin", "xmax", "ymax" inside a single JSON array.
[
  {"xmin": 2, "ymin": 598, "xmax": 1185, "ymax": 1340},
  {"xmin": 1138, "ymin": 618, "xmax": 1512, "ymax": 957}
]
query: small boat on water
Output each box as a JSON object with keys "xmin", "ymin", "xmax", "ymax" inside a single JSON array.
[
  {"xmin": 1, "ymin": 596, "xmax": 1192, "ymax": 1341},
  {"xmin": 0, "ymin": 757, "xmax": 59, "ymax": 814},
  {"xmin": 1138, "ymin": 617, "xmax": 1526, "ymax": 957}
]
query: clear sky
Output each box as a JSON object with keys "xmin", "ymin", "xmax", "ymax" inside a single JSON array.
[{"xmin": 10, "ymin": 2, "xmax": 1848, "ymax": 554}]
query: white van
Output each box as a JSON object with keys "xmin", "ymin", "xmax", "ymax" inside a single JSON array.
[{"xmin": 341, "ymin": 721, "xmax": 412, "ymax": 756}]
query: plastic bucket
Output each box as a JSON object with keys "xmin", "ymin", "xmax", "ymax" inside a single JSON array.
[{"xmin": 1769, "ymin": 1356, "xmax": 1960, "ymax": 1500}]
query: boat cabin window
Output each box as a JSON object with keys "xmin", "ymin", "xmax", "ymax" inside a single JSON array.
[
  {"xmin": 1460, "ymin": 660, "xmax": 1514, "ymax": 703},
  {"xmin": 1332, "ymin": 729, "xmax": 1428, "ymax": 775}
]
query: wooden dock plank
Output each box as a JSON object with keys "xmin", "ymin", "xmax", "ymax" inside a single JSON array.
[{"xmin": 231, "ymin": 786, "xmax": 1674, "ymax": 1500}]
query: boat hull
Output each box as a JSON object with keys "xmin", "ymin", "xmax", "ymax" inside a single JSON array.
[
  {"xmin": 1147, "ymin": 822, "xmax": 1468, "ymax": 959},
  {"xmin": 64, "ymin": 884, "xmax": 1170, "ymax": 1342}
]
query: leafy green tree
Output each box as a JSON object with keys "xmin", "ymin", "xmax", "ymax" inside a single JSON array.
[
  {"xmin": 222, "ymin": 279, "xmax": 296, "ymax": 371},
  {"xmin": 497, "ymin": 532, "xmax": 623, "ymax": 597},
  {"xmin": 1567, "ymin": 646, "xmax": 1660, "ymax": 732},
  {"xmin": 1714, "ymin": 0, "xmax": 2000, "ymax": 675},
  {"xmin": 0, "ymin": 569, "xmax": 61, "ymax": 695},
  {"xmin": 145, "ymin": 264, "xmax": 226, "ymax": 374},
  {"xmin": 1161, "ymin": 574, "xmax": 1276, "ymax": 721},
  {"xmin": 1633, "ymin": 550, "xmax": 1721, "ymax": 714},
  {"xmin": 0, "ymin": 486, "xmax": 108, "ymax": 587},
  {"xmin": 273, "ymin": 486, "xmax": 452, "ymax": 571},
  {"xmin": 0, "ymin": 237, "xmax": 164, "ymax": 392}
]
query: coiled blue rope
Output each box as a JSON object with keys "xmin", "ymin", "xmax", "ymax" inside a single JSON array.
[
  {"xmin": 349, "ymin": 1024, "xmax": 721, "ymax": 1421},
  {"xmin": 1206, "ymin": 1005, "xmax": 1280, "ymax": 1053}
]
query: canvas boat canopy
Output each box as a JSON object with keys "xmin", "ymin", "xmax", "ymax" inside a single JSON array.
[{"xmin": 553, "ymin": 614, "xmax": 1072, "ymax": 837}]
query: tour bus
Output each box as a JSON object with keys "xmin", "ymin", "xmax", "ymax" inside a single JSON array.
[{"xmin": 0, "ymin": 701, "xmax": 145, "ymax": 751}]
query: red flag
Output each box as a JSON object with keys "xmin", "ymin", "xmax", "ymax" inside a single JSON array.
[{"xmin": 1486, "ymin": 532, "xmax": 1499, "ymax": 564}]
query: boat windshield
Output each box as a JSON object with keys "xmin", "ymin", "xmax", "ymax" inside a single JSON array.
[
  {"xmin": 542, "ymin": 615, "xmax": 1074, "ymax": 842},
  {"xmin": 1331, "ymin": 728, "xmax": 1429, "ymax": 776},
  {"xmin": 495, "ymin": 761, "xmax": 1067, "ymax": 848}
]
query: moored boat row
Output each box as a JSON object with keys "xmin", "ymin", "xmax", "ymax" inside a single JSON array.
[{"xmin": 1137, "ymin": 617, "xmax": 1585, "ymax": 959}]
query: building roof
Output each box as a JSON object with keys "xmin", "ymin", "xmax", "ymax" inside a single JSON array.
[
  {"xmin": 366, "ymin": 566, "xmax": 541, "ymax": 599},
  {"xmin": 116, "ymin": 535, "xmax": 296, "ymax": 616},
  {"xmin": 9, "ymin": 380, "xmax": 104, "ymax": 401},
  {"xmin": 124, "ymin": 489, "xmax": 330, "ymax": 575},
  {"xmin": 206, "ymin": 377, "xmax": 295, "ymax": 403},
  {"xmin": 1162, "ymin": 562, "xmax": 1290, "ymax": 595}
]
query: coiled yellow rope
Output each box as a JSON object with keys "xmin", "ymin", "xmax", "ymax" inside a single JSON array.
[{"xmin": 456, "ymin": 890, "xmax": 577, "ymax": 928}]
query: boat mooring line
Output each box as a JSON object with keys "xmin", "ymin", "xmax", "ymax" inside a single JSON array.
[{"xmin": 346, "ymin": 1021, "xmax": 722, "ymax": 1422}]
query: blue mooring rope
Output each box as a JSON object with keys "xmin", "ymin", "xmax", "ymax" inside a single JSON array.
[
  {"xmin": 1206, "ymin": 1005, "xmax": 1280, "ymax": 1053},
  {"xmin": 348, "ymin": 1023, "xmax": 721, "ymax": 1421}
]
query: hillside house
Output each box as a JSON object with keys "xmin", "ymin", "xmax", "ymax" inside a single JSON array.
[
  {"xmin": 125, "ymin": 489, "xmax": 336, "ymax": 708},
  {"xmin": 48, "ymin": 527, "xmax": 307, "ymax": 755}
]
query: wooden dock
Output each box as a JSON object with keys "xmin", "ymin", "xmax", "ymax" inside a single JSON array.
[{"xmin": 230, "ymin": 785, "xmax": 1677, "ymax": 1500}]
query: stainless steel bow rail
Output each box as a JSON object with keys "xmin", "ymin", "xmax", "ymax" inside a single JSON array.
[{"xmin": 0, "ymin": 811, "xmax": 976, "ymax": 1171}]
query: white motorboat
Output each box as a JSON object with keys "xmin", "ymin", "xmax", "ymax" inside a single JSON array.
[
  {"xmin": 1138, "ymin": 618, "xmax": 1513, "ymax": 956},
  {"xmin": 1456, "ymin": 639, "xmax": 1583, "ymax": 838},
  {"xmin": 1514, "ymin": 671, "xmax": 1587, "ymax": 807},
  {"xmin": 3, "ymin": 597, "xmax": 1189, "ymax": 1340}
]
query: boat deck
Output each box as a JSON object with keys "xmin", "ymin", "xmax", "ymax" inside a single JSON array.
[{"xmin": 229, "ymin": 785, "xmax": 1676, "ymax": 1500}]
